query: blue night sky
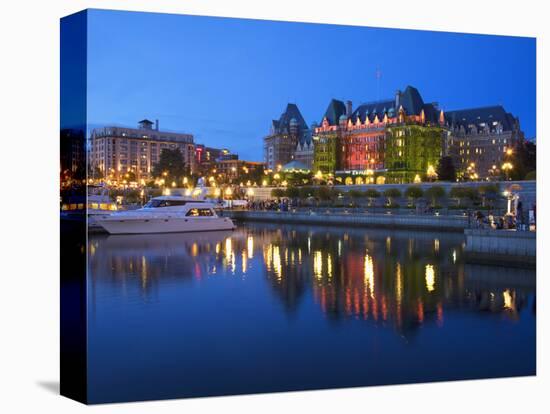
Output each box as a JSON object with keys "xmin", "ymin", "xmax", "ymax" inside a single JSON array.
[{"xmin": 87, "ymin": 9, "xmax": 536, "ymax": 161}]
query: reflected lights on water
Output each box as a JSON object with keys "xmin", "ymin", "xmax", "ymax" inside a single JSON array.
[
  {"xmin": 425, "ymin": 264, "xmax": 435, "ymax": 292},
  {"xmin": 247, "ymin": 236, "xmax": 254, "ymax": 259},
  {"xmin": 364, "ymin": 252, "xmax": 374, "ymax": 299},
  {"xmin": 313, "ymin": 250, "xmax": 323, "ymax": 280}
]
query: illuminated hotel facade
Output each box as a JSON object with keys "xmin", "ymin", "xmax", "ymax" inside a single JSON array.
[
  {"xmin": 90, "ymin": 119, "xmax": 196, "ymax": 181},
  {"xmin": 310, "ymin": 85, "xmax": 525, "ymax": 183},
  {"xmin": 313, "ymin": 86, "xmax": 445, "ymax": 184}
]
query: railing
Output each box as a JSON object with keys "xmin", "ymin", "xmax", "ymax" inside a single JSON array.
[{"xmin": 240, "ymin": 205, "xmax": 507, "ymax": 218}]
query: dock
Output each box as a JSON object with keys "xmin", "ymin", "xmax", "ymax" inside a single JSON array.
[{"xmin": 223, "ymin": 209, "xmax": 468, "ymax": 232}]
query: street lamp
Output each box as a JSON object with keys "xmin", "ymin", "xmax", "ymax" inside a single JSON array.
[
  {"xmin": 502, "ymin": 162, "xmax": 513, "ymax": 180},
  {"xmin": 426, "ymin": 164, "xmax": 437, "ymax": 181}
]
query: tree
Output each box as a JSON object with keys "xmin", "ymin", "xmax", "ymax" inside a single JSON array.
[
  {"xmin": 152, "ymin": 149, "xmax": 187, "ymax": 183},
  {"xmin": 383, "ymin": 188, "xmax": 401, "ymax": 206},
  {"xmin": 364, "ymin": 188, "xmax": 381, "ymax": 206},
  {"xmin": 436, "ymin": 156, "xmax": 456, "ymax": 182},
  {"xmin": 315, "ymin": 186, "xmax": 334, "ymax": 201},
  {"xmin": 405, "ymin": 186, "xmax": 424, "ymax": 203},
  {"xmin": 285, "ymin": 186, "xmax": 300, "ymax": 199},
  {"xmin": 425, "ymin": 185, "xmax": 446, "ymax": 206},
  {"xmin": 449, "ymin": 186, "xmax": 476, "ymax": 207},
  {"xmin": 348, "ymin": 189, "xmax": 363, "ymax": 206},
  {"xmin": 478, "ymin": 184, "xmax": 499, "ymax": 207},
  {"xmin": 525, "ymin": 170, "xmax": 536, "ymax": 180},
  {"xmin": 271, "ymin": 188, "xmax": 285, "ymax": 199},
  {"xmin": 124, "ymin": 171, "xmax": 136, "ymax": 182},
  {"xmin": 505, "ymin": 141, "xmax": 535, "ymax": 181},
  {"xmin": 299, "ymin": 186, "xmax": 313, "ymax": 199}
]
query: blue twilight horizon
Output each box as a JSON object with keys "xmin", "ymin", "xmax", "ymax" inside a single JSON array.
[{"xmin": 86, "ymin": 9, "xmax": 536, "ymax": 161}]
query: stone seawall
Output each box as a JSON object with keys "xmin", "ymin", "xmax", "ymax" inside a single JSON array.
[
  {"xmin": 224, "ymin": 210, "xmax": 468, "ymax": 232},
  {"xmin": 464, "ymin": 229, "xmax": 536, "ymax": 268}
]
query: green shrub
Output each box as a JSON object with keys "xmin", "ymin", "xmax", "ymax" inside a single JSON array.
[
  {"xmin": 364, "ymin": 188, "xmax": 381, "ymax": 198},
  {"xmin": 285, "ymin": 186, "xmax": 300, "ymax": 199},
  {"xmin": 348, "ymin": 189, "xmax": 363, "ymax": 199},
  {"xmin": 299, "ymin": 186, "xmax": 313, "ymax": 199},
  {"xmin": 383, "ymin": 188, "xmax": 401, "ymax": 205},
  {"xmin": 425, "ymin": 185, "xmax": 445, "ymax": 205},
  {"xmin": 405, "ymin": 186, "xmax": 424, "ymax": 200},
  {"xmin": 271, "ymin": 188, "xmax": 285, "ymax": 198}
]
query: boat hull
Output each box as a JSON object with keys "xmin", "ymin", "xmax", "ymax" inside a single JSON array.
[{"xmin": 96, "ymin": 216, "xmax": 236, "ymax": 235}]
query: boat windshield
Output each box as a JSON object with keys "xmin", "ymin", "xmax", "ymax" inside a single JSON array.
[{"xmin": 143, "ymin": 199, "xmax": 199, "ymax": 208}]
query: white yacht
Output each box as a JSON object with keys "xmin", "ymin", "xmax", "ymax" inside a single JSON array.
[{"xmin": 95, "ymin": 196, "xmax": 236, "ymax": 235}]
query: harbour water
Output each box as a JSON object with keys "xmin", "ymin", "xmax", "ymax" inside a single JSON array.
[{"xmin": 87, "ymin": 223, "xmax": 536, "ymax": 403}]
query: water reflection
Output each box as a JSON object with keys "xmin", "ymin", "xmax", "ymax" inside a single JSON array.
[
  {"xmin": 89, "ymin": 224, "xmax": 535, "ymax": 331},
  {"xmin": 87, "ymin": 223, "xmax": 535, "ymax": 403}
]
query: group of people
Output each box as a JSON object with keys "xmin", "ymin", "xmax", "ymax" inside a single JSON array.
[
  {"xmin": 247, "ymin": 199, "xmax": 292, "ymax": 211},
  {"xmin": 470, "ymin": 201, "xmax": 536, "ymax": 231}
]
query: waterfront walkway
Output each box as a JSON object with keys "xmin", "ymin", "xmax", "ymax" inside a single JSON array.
[{"xmin": 223, "ymin": 209, "xmax": 469, "ymax": 232}]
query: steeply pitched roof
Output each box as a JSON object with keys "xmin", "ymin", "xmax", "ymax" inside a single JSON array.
[
  {"xmin": 323, "ymin": 99, "xmax": 347, "ymax": 125},
  {"xmin": 299, "ymin": 128, "xmax": 312, "ymax": 146},
  {"xmin": 399, "ymin": 85, "xmax": 425, "ymax": 115},
  {"xmin": 351, "ymin": 99, "xmax": 395, "ymax": 123},
  {"xmin": 350, "ymin": 85, "xmax": 440, "ymax": 124},
  {"xmin": 275, "ymin": 103, "xmax": 308, "ymax": 132},
  {"xmin": 446, "ymin": 105, "xmax": 518, "ymax": 132}
]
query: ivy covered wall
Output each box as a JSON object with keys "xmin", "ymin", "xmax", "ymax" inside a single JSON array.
[
  {"xmin": 385, "ymin": 125, "xmax": 444, "ymax": 183},
  {"xmin": 313, "ymin": 132, "xmax": 341, "ymax": 173}
]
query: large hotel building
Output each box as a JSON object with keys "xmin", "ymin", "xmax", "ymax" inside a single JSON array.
[
  {"xmin": 264, "ymin": 85, "xmax": 525, "ymax": 182},
  {"xmin": 90, "ymin": 119, "xmax": 196, "ymax": 181}
]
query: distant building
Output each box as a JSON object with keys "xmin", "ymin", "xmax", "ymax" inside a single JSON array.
[
  {"xmin": 195, "ymin": 145, "xmax": 237, "ymax": 175},
  {"xmin": 445, "ymin": 106, "xmax": 524, "ymax": 179},
  {"xmin": 215, "ymin": 159, "xmax": 264, "ymax": 182},
  {"xmin": 60, "ymin": 128, "xmax": 85, "ymax": 182},
  {"xmin": 264, "ymin": 103, "xmax": 310, "ymax": 171},
  {"xmin": 90, "ymin": 119, "xmax": 195, "ymax": 181}
]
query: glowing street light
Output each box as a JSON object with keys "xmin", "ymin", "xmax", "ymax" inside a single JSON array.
[
  {"xmin": 426, "ymin": 164, "xmax": 437, "ymax": 181},
  {"xmin": 502, "ymin": 162, "xmax": 513, "ymax": 180}
]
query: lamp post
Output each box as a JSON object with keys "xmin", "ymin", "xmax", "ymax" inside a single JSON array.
[{"xmin": 502, "ymin": 162, "xmax": 513, "ymax": 181}]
